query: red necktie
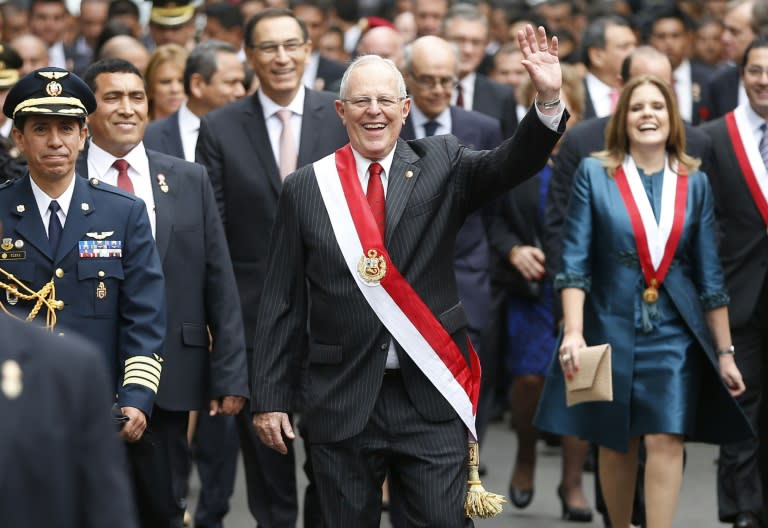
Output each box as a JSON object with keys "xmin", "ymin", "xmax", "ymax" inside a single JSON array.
[
  {"xmin": 113, "ymin": 159, "xmax": 134, "ymax": 193},
  {"xmin": 456, "ymin": 83, "xmax": 464, "ymax": 108},
  {"xmin": 367, "ymin": 162, "xmax": 385, "ymax": 237}
]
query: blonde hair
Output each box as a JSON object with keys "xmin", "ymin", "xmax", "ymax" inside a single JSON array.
[
  {"xmin": 517, "ymin": 63, "xmax": 585, "ymax": 123},
  {"xmin": 592, "ymin": 74, "xmax": 700, "ymax": 175},
  {"xmin": 145, "ymin": 44, "xmax": 188, "ymax": 119}
]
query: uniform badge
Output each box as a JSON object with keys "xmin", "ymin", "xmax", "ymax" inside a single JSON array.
[
  {"xmin": 5, "ymin": 287, "xmax": 18, "ymax": 305},
  {"xmin": 1, "ymin": 359, "xmax": 22, "ymax": 399},
  {"xmin": 357, "ymin": 249, "xmax": 387, "ymax": 285},
  {"xmin": 86, "ymin": 231, "xmax": 114, "ymax": 240},
  {"xmin": 96, "ymin": 281, "xmax": 107, "ymax": 299},
  {"xmin": 1, "ymin": 238, "xmax": 12, "ymax": 251},
  {"xmin": 45, "ymin": 80, "xmax": 62, "ymax": 97},
  {"xmin": 157, "ymin": 173, "xmax": 169, "ymax": 193}
]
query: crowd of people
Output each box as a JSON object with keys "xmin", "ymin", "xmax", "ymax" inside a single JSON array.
[{"xmin": 0, "ymin": 0, "xmax": 767, "ymax": 527}]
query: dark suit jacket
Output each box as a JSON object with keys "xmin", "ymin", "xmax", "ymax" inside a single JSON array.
[
  {"xmin": 400, "ymin": 106, "xmax": 502, "ymax": 334},
  {"xmin": 471, "ymin": 73, "xmax": 518, "ymax": 138},
  {"xmin": 701, "ymin": 115, "xmax": 768, "ymax": 328},
  {"xmin": 313, "ymin": 55, "xmax": 346, "ymax": 92},
  {"xmin": 689, "ymin": 61, "xmax": 714, "ymax": 125},
  {"xmin": 0, "ymin": 315, "xmax": 137, "ymax": 528},
  {"xmin": 0, "ymin": 175, "xmax": 165, "ymax": 416},
  {"xmin": 544, "ymin": 116, "xmax": 713, "ymax": 279},
  {"xmin": 196, "ymin": 89, "xmax": 348, "ymax": 353},
  {"xmin": 251, "ymin": 108, "xmax": 565, "ymax": 443},
  {"xmin": 703, "ymin": 64, "xmax": 739, "ymax": 121},
  {"xmin": 77, "ymin": 145, "xmax": 249, "ymax": 410},
  {"xmin": 582, "ymin": 79, "xmax": 598, "ymax": 120},
  {"xmin": 144, "ymin": 112, "xmax": 185, "ymax": 160}
]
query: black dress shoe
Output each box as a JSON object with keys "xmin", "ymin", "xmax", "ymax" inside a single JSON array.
[
  {"xmin": 734, "ymin": 512, "xmax": 761, "ymax": 528},
  {"xmin": 508, "ymin": 484, "xmax": 533, "ymax": 509},
  {"xmin": 557, "ymin": 485, "xmax": 594, "ymax": 522}
]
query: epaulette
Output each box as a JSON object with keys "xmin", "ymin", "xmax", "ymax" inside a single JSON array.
[
  {"xmin": 87, "ymin": 177, "xmax": 138, "ymax": 200},
  {"xmin": 0, "ymin": 178, "xmax": 15, "ymax": 189}
]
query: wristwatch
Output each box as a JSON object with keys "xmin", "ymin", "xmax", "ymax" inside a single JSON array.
[{"xmin": 717, "ymin": 345, "xmax": 735, "ymax": 356}]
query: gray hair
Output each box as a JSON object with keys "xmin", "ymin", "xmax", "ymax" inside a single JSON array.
[
  {"xmin": 441, "ymin": 3, "xmax": 488, "ymax": 34},
  {"xmin": 403, "ymin": 37, "xmax": 460, "ymax": 76},
  {"xmin": 183, "ymin": 39, "xmax": 238, "ymax": 96},
  {"xmin": 338, "ymin": 55, "xmax": 407, "ymax": 99}
]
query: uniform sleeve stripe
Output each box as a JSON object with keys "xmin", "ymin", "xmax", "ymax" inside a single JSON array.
[
  {"xmin": 123, "ymin": 370, "xmax": 160, "ymax": 385},
  {"xmin": 124, "ymin": 363, "xmax": 162, "ymax": 380},
  {"xmin": 123, "ymin": 377, "xmax": 159, "ymax": 393},
  {"xmin": 125, "ymin": 356, "xmax": 163, "ymax": 371}
]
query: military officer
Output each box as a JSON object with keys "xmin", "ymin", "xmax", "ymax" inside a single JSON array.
[{"xmin": 0, "ymin": 67, "xmax": 166, "ymax": 445}]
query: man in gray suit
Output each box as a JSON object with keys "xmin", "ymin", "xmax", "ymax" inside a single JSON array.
[
  {"xmin": 195, "ymin": 7, "xmax": 348, "ymax": 527},
  {"xmin": 252, "ymin": 25, "xmax": 565, "ymax": 527}
]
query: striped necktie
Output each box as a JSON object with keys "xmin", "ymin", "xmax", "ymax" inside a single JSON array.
[{"xmin": 760, "ymin": 123, "xmax": 768, "ymax": 168}]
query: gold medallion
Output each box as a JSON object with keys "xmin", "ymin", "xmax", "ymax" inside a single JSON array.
[
  {"xmin": 357, "ymin": 249, "xmax": 387, "ymax": 285},
  {"xmin": 643, "ymin": 286, "xmax": 658, "ymax": 304}
]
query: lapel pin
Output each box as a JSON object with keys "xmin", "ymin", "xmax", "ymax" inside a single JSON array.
[
  {"xmin": 90, "ymin": 178, "xmax": 100, "ymax": 186},
  {"xmin": 405, "ymin": 170, "xmax": 414, "ymax": 179},
  {"xmin": 15, "ymin": 204, "xmax": 24, "ymax": 213},
  {"xmin": 157, "ymin": 173, "xmax": 169, "ymax": 193},
  {"xmin": 81, "ymin": 203, "xmax": 90, "ymax": 211},
  {"xmin": 1, "ymin": 359, "xmax": 22, "ymax": 399},
  {"xmin": 1, "ymin": 238, "xmax": 11, "ymax": 251}
]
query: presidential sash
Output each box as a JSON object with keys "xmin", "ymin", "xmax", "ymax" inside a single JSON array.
[
  {"xmin": 614, "ymin": 156, "xmax": 688, "ymax": 303},
  {"xmin": 725, "ymin": 107, "xmax": 768, "ymax": 226},
  {"xmin": 313, "ymin": 144, "xmax": 481, "ymax": 440}
]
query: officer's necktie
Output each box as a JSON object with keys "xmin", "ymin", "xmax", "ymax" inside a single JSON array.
[
  {"xmin": 455, "ymin": 83, "xmax": 464, "ymax": 108},
  {"xmin": 424, "ymin": 121, "xmax": 439, "ymax": 137},
  {"xmin": 760, "ymin": 123, "xmax": 768, "ymax": 169},
  {"xmin": 277, "ymin": 109, "xmax": 297, "ymax": 180},
  {"xmin": 48, "ymin": 200, "xmax": 62, "ymax": 253},
  {"xmin": 113, "ymin": 159, "xmax": 134, "ymax": 193},
  {"xmin": 367, "ymin": 162, "xmax": 385, "ymax": 238}
]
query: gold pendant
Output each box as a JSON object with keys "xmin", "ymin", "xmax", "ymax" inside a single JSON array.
[
  {"xmin": 357, "ymin": 249, "xmax": 387, "ymax": 285},
  {"xmin": 643, "ymin": 286, "xmax": 658, "ymax": 304}
]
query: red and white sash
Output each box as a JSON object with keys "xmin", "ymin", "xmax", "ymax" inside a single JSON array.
[
  {"xmin": 313, "ymin": 144, "xmax": 481, "ymax": 440},
  {"xmin": 725, "ymin": 106, "xmax": 768, "ymax": 225},
  {"xmin": 614, "ymin": 156, "xmax": 688, "ymax": 301}
]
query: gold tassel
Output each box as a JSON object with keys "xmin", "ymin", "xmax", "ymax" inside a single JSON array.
[{"xmin": 464, "ymin": 441, "xmax": 506, "ymax": 518}]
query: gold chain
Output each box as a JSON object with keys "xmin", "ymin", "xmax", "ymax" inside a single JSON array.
[{"xmin": 0, "ymin": 267, "xmax": 62, "ymax": 329}]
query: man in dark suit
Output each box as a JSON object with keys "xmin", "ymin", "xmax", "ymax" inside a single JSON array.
[
  {"xmin": 292, "ymin": 0, "xmax": 346, "ymax": 91},
  {"xmin": 700, "ymin": 38, "xmax": 768, "ymax": 528},
  {"xmin": 195, "ymin": 8, "xmax": 349, "ymax": 527},
  {"xmin": 400, "ymin": 35, "xmax": 502, "ymax": 444},
  {"xmin": 544, "ymin": 46, "xmax": 712, "ymax": 528},
  {"xmin": 145, "ymin": 40, "xmax": 246, "ymax": 161},
  {"xmin": 79, "ymin": 58, "xmax": 249, "ymax": 528},
  {"xmin": 252, "ymin": 27, "xmax": 565, "ymax": 527},
  {"xmin": 645, "ymin": 5, "xmax": 713, "ymax": 125},
  {"xmin": 0, "ymin": 313, "xmax": 138, "ymax": 528},
  {"xmin": 441, "ymin": 3, "xmax": 517, "ymax": 136},
  {"xmin": 703, "ymin": 0, "xmax": 755, "ymax": 120}
]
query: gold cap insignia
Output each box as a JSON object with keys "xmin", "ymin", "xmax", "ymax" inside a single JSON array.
[
  {"xmin": 45, "ymin": 80, "xmax": 63, "ymax": 97},
  {"xmin": 38, "ymin": 71, "xmax": 68, "ymax": 80}
]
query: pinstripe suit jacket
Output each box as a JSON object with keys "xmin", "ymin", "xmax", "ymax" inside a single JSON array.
[{"xmin": 251, "ymin": 108, "xmax": 565, "ymax": 443}]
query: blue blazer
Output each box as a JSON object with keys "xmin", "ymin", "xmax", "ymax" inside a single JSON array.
[{"xmin": 535, "ymin": 157, "xmax": 752, "ymax": 451}]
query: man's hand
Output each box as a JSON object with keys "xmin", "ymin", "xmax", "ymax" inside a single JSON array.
[
  {"xmin": 509, "ymin": 245, "xmax": 546, "ymax": 281},
  {"xmin": 517, "ymin": 24, "xmax": 562, "ymax": 107},
  {"xmin": 253, "ymin": 412, "xmax": 295, "ymax": 454},
  {"xmin": 209, "ymin": 396, "xmax": 246, "ymax": 416},
  {"xmin": 119, "ymin": 406, "xmax": 147, "ymax": 443}
]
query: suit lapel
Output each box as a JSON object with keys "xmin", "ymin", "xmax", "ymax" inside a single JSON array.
[
  {"xmin": 401, "ymin": 117, "xmax": 416, "ymax": 141},
  {"xmin": 147, "ymin": 151, "xmax": 173, "ymax": 262},
  {"xmin": 54, "ymin": 176, "xmax": 96, "ymax": 263},
  {"xmin": 243, "ymin": 96, "xmax": 282, "ymax": 196},
  {"xmin": 12, "ymin": 177, "xmax": 53, "ymax": 260},
  {"xmin": 298, "ymin": 90, "xmax": 328, "ymax": 168},
  {"xmin": 166, "ymin": 113, "xmax": 185, "ymax": 159},
  {"xmin": 384, "ymin": 139, "xmax": 420, "ymax": 245}
]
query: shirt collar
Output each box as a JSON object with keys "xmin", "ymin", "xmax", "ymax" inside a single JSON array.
[
  {"xmin": 88, "ymin": 139, "xmax": 149, "ymax": 180},
  {"xmin": 178, "ymin": 101, "xmax": 200, "ymax": 133},
  {"xmin": 30, "ymin": 170, "xmax": 76, "ymax": 217},
  {"xmin": 409, "ymin": 104, "xmax": 450, "ymax": 136},
  {"xmin": 258, "ymin": 85, "xmax": 306, "ymax": 119},
  {"xmin": 743, "ymin": 101, "xmax": 768, "ymax": 137},
  {"xmin": 351, "ymin": 144, "xmax": 396, "ymax": 183},
  {"xmin": 585, "ymin": 71, "xmax": 614, "ymax": 99}
]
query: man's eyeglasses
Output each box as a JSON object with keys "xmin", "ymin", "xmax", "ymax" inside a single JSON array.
[
  {"xmin": 745, "ymin": 66, "xmax": 768, "ymax": 79},
  {"xmin": 248, "ymin": 39, "xmax": 306, "ymax": 56},
  {"xmin": 410, "ymin": 74, "xmax": 458, "ymax": 89},
  {"xmin": 342, "ymin": 96, "xmax": 406, "ymax": 109}
]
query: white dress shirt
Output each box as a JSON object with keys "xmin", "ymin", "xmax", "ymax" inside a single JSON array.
[
  {"xmin": 177, "ymin": 101, "xmax": 201, "ymax": 163},
  {"xmin": 48, "ymin": 41, "xmax": 67, "ymax": 69},
  {"xmin": 409, "ymin": 105, "xmax": 452, "ymax": 138},
  {"xmin": 673, "ymin": 60, "xmax": 693, "ymax": 123},
  {"xmin": 585, "ymin": 72, "xmax": 616, "ymax": 118},
  {"xmin": 30, "ymin": 172, "xmax": 76, "ymax": 231},
  {"xmin": 87, "ymin": 140, "xmax": 156, "ymax": 237},
  {"xmin": 302, "ymin": 52, "xmax": 320, "ymax": 89},
  {"xmin": 454, "ymin": 72, "xmax": 476, "ymax": 111},
  {"xmin": 259, "ymin": 86, "xmax": 305, "ymax": 171}
]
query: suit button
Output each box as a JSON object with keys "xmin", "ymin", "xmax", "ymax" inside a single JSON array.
[
  {"xmin": 55, "ymin": 268, "xmax": 64, "ymax": 278},
  {"xmin": 380, "ymin": 343, "xmax": 388, "ymax": 350}
]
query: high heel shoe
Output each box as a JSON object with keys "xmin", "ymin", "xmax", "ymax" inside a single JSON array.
[
  {"xmin": 557, "ymin": 485, "xmax": 593, "ymax": 522},
  {"xmin": 508, "ymin": 484, "xmax": 534, "ymax": 509}
]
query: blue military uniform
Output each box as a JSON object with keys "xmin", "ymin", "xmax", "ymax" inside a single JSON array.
[{"xmin": 0, "ymin": 67, "xmax": 166, "ymax": 416}]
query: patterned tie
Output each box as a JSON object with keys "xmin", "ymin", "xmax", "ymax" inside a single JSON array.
[
  {"xmin": 367, "ymin": 162, "xmax": 385, "ymax": 237},
  {"xmin": 113, "ymin": 159, "xmax": 134, "ymax": 193},
  {"xmin": 277, "ymin": 109, "xmax": 297, "ymax": 179},
  {"xmin": 760, "ymin": 123, "xmax": 768, "ymax": 169},
  {"xmin": 455, "ymin": 83, "xmax": 464, "ymax": 108},
  {"xmin": 48, "ymin": 200, "xmax": 62, "ymax": 253},
  {"xmin": 423, "ymin": 121, "xmax": 439, "ymax": 137}
]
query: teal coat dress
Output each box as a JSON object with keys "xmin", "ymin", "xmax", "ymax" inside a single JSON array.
[{"xmin": 534, "ymin": 157, "xmax": 752, "ymax": 452}]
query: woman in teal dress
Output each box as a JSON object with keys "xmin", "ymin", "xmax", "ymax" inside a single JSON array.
[{"xmin": 534, "ymin": 75, "xmax": 753, "ymax": 528}]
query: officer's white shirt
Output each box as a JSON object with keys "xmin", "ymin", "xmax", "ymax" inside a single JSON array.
[
  {"xmin": 177, "ymin": 101, "xmax": 200, "ymax": 163},
  {"xmin": 30, "ymin": 171, "xmax": 76, "ymax": 230},
  {"xmin": 87, "ymin": 140, "xmax": 156, "ymax": 238}
]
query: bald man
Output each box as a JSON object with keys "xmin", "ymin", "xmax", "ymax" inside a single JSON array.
[
  {"xmin": 99, "ymin": 35, "xmax": 151, "ymax": 74},
  {"xmin": 10, "ymin": 34, "xmax": 49, "ymax": 75}
]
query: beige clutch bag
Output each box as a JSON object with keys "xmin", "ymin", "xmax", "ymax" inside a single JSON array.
[{"xmin": 565, "ymin": 344, "xmax": 613, "ymax": 407}]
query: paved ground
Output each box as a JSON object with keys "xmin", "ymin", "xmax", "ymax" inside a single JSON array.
[{"xmin": 187, "ymin": 420, "xmax": 728, "ymax": 527}]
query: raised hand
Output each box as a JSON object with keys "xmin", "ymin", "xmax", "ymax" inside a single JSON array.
[{"xmin": 517, "ymin": 24, "xmax": 562, "ymax": 104}]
